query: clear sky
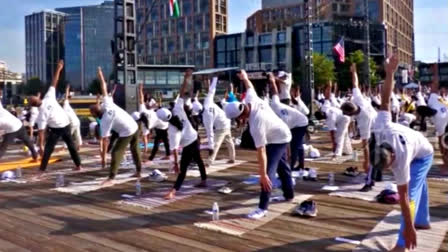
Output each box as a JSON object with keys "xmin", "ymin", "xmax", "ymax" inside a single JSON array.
[{"xmin": 0, "ymin": 0, "xmax": 446, "ymax": 73}]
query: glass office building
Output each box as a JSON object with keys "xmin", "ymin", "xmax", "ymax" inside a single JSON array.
[{"xmin": 57, "ymin": 1, "xmax": 114, "ymax": 91}]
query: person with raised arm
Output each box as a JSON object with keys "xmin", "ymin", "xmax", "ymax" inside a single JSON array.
[
  {"xmin": 63, "ymin": 85, "xmax": 82, "ymax": 150},
  {"xmin": 371, "ymin": 54, "xmax": 434, "ymax": 252},
  {"xmin": 268, "ymin": 73, "xmax": 308, "ymax": 171},
  {"xmin": 426, "ymin": 64, "xmax": 448, "ymax": 175},
  {"xmin": 29, "ymin": 60, "xmax": 81, "ymax": 179},
  {"xmin": 158, "ymin": 69, "xmax": 207, "ymax": 200},
  {"xmin": 137, "ymin": 84, "xmax": 170, "ymax": 161},
  {"xmin": 202, "ymin": 76, "xmax": 235, "ymax": 165},
  {"xmin": 89, "ymin": 67, "xmax": 142, "ymax": 186},
  {"xmin": 340, "ymin": 63, "xmax": 378, "ymax": 191},
  {"xmin": 0, "ymin": 89, "xmax": 38, "ymax": 161},
  {"xmin": 224, "ymin": 70, "xmax": 293, "ymax": 220}
]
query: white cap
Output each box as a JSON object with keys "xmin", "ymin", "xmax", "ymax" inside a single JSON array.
[
  {"xmin": 1, "ymin": 171, "xmax": 15, "ymax": 180},
  {"xmin": 156, "ymin": 108, "xmax": 172, "ymax": 122},
  {"xmin": 310, "ymin": 148, "xmax": 320, "ymax": 158},
  {"xmin": 192, "ymin": 100, "xmax": 203, "ymax": 115},
  {"xmin": 185, "ymin": 98, "xmax": 192, "ymax": 109},
  {"xmin": 224, "ymin": 102, "xmax": 244, "ymax": 119},
  {"xmin": 131, "ymin": 111, "xmax": 141, "ymax": 121},
  {"xmin": 277, "ymin": 71, "xmax": 287, "ymax": 78}
]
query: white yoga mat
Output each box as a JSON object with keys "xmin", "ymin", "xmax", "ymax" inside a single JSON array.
[
  {"xmin": 52, "ymin": 172, "xmax": 148, "ymax": 195},
  {"xmin": 305, "ymin": 155, "xmax": 353, "ymax": 164},
  {"xmin": 188, "ymin": 160, "xmax": 247, "ymax": 177},
  {"xmin": 194, "ymin": 194, "xmax": 313, "ymax": 237},
  {"xmin": 354, "ymin": 210, "xmax": 448, "ymax": 252},
  {"xmin": 329, "ymin": 175, "xmax": 395, "ymax": 202}
]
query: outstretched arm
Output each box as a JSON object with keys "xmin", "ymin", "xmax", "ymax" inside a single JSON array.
[
  {"xmin": 430, "ymin": 64, "xmax": 439, "ymax": 94},
  {"xmin": 51, "ymin": 60, "xmax": 64, "ymax": 88},
  {"xmin": 268, "ymin": 73, "xmax": 279, "ymax": 96},
  {"xmin": 65, "ymin": 85, "xmax": 71, "ymax": 101},
  {"xmin": 138, "ymin": 84, "xmax": 145, "ymax": 105},
  {"xmin": 350, "ymin": 63, "xmax": 359, "ymax": 89},
  {"xmin": 180, "ymin": 69, "xmax": 192, "ymax": 98},
  {"xmin": 97, "ymin": 67, "xmax": 108, "ymax": 97},
  {"xmin": 237, "ymin": 70, "xmax": 254, "ymax": 90},
  {"xmin": 380, "ymin": 54, "xmax": 399, "ymax": 111}
]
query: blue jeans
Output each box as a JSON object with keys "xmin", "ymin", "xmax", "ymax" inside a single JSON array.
[
  {"xmin": 259, "ymin": 143, "xmax": 294, "ymax": 210},
  {"xmin": 396, "ymin": 154, "xmax": 433, "ymax": 248},
  {"xmin": 290, "ymin": 126, "xmax": 307, "ymax": 170}
]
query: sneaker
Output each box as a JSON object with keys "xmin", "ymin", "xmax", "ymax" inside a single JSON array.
[
  {"xmin": 148, "ymin": 169, "xmax": 167, "ymax": 182},
  {"xmin": 344, "ymin": 167, "xmax": 359, "ymax": 177},
  {"xmin": 295, "ymin": 201, "xmax": 310, "ymax": 215},
  {"xmin": 247, "ymin": 208, "xmax": 267, "ymax": 220},
  {"xmin": 218, "ymin": 186, "xmax": 232, "ymax": 194},
  {"xmin": 304, "ymin": 201, "xmax": 318, "ymax": 217},
  {"xmin": 308, "ymin": 169, "xmax": 318, "ymax": 181},
  {"xmin": 359, "ymin": 184, "xmax": 373, "ymax": 192}
]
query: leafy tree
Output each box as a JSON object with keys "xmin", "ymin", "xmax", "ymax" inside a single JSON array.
[
  {"xmin": 313, "ymin": 52, "xmax": 336, "ymax": 88},
  {"xmin": 337, "ymin": 50, "xmax": 381, "ymax": 90},
  {"xmin": 88, "ymin": 78, "xmax": 102, "ymax": 95}
]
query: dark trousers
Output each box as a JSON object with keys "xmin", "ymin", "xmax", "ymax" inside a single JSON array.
[
  {"xmin": 149, "ymin": 128, "xmax": 170, "ymax": 160},
  {"xmin": 109, "ymin": 130, "xmax": 142, "ymax": 179},
  {"xmin": 173, "ymin": 140, "xmax": 206, "ymax": 190},
  {"xmin": 40, "ymin": 125, "xmax": 81, "ymax": 171},
  {"xmin": 0, "ymin": 126, "xmax": 38, "ymax": 160},
  {"xmin": 259, "ymin": 143, "xmax": 294, "ymax": 210},
  {"xmin": 290, "ymin": 126, "xmax": 307, "ymax": 170},
  {"xmin": 107, "ymin": 131, "xmax": 119, "ymax": 153},
  {"xmin": 280, "ymin": 98, "xmax": 291, "ymax": 105}
]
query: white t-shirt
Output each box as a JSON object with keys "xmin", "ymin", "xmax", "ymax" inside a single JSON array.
[
  {"xmin": 139, "ymin": 104, "xmax": 169, "ymax": 131},
  {"xmin": 100, "ymin": 96, "xmax": 138, "ymax": 137},
  {"xmin": 245, "ymin": 88, "xmax": 291, "ymax": 148},
  {"xmin": 428, "ymin": 93, "xmax": 448, "ymax": 136},
  {"xmin": 352, "ymin": 88, "xmax": 377, "ymax": 140},
  {"xmin": 37, "ymin": 87, "xmax": 70, "ymax": 130},
  {"xmin": 202, "ymin": 78, "xmax": 231, "ymax": 149},
  {"xmin": 29, "ymin": 107, "xmax": 39, "ymax": 127},
  {"xmin": 278, "ymin": 74, "xmax": 292, "ymax": 101},
  {"xmin": 0, "ymin": 103, "xmax": 22, "ymax": 134},
  {"xmin": 323, "ymin": 106, "xmax": 343, "ymax": 131},
  {"xmin": 415, "ymin": 92, "xmax": 426, "ymax": 107},
  {"xmin": 374, "ymin": 111, "xmax": 433, "ymax": 185},
  {"xmin": 63, "ymin": 100, "xmax": 80, "ymax": 127},
  {"xmin": 168, "ymin": 124, "xmax": 182, "ymax": 151},
  {"xmin": 172, "ymin": 98, "xmax": 198, "ymax": 148},
  {"xmin": 390, "ymin": 92, "xmax": 400, "ymax": 113},
  {"xmin": 271, "ymin": 95, "xmax": 308, "ymax": 129}
]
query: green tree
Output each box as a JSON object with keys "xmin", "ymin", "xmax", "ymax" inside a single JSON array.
[
  {"xmin": 88, "ymin": 78, "xmax": 102, "ymax": 95},
  {"xmin": 23, "ymin": 77, "xmax": 45, "ymax": 95},
  {"xmin": 313, "ymin": 52, "xmax": 336, "ymax": 88},
  {"xmin": 337, "ymin": 50, "xmax": 381, "ymax": 90}
]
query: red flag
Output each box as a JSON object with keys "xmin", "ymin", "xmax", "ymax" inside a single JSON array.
[{"xmin": 333, "ymin": 37, "xmax": 345, "ymax": 63}]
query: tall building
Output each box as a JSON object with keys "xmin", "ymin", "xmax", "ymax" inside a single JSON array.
[
  {"xmin": 56, "ymin": 1, "xmax": 114, "ymax": 91},
  {"xmin": 136, "ymin": 0, "xmax": 228, "ymax": 69},
  {"xmin": 248, "ymin": 0, "xmax": 414, "ymax": 66},
  {"xmin": 25, "ymin": 10, "xmax": 65, "ymax": 83}
]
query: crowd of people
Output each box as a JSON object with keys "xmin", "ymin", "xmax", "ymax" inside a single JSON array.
[{"xmin": 0, "ymin": 53, "xmax": 446, "ymax": 251}]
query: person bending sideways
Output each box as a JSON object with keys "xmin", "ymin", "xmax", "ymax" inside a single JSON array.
[
  {"xmin": 0, "ymin": 90, "xmax": 38, "ymax": 161},
  {"xmin": 30, "ymin": 60, "xmax": 82, "ymax": 179},
  {"xmin": 372, "ymin": 53, "xmax": 434, "ymax": 252},
  {"xmin": 224, "ymin": 70, "xmax": 294, "ymax": 220},
  {"xmin": 63, "ymin": 85, "xmax": 83, "ymax": 150},
  {"xmin": 340, "ymin": 63, "xmax": 378, "ymax": 191},
  {"xmin": 202, "ymin": 77, "xmax": 235, "ymax": 165},
  {"xmin": 158, "ymin": 70, "xmax": 207, "ymax": 200},
  {"xmin": 89, "ymin": 67, "xmax": 142, "ymax": 187},
  {"xmin": 267, "ymin": 73, "xmax": 308, "ymax": 171}
]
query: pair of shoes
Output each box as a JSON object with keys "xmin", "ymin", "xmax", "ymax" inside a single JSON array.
[
  {"xmin": 302, "ymin": 168, "xmax": 318, "ymax": 181},
  {"xmin": 344, "ymin": 167, "xmax": 359, "ymax": 177},
  {"xmin": 148, "ymin": 169, "xmax": 167, "ymax": 182},
  {"xmin": 247, "ymin": 208, "xmax": 268, "ymax": 220},
  {"xmin": 359, "ymin": 183, "xmax": 373, "ymax": 192},
  {"xmin": 295, "ymin": 200, "xmax": 318, "ymax": 217}
]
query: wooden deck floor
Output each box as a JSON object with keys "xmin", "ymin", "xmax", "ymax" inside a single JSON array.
[{"xmin": 0, "ymin": 131, "xmax": 447, "ymax": 252}]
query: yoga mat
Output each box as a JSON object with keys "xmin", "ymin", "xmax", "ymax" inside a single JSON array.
[
  {"xmin": 305, "ymin": 154, "xmax": 353, "ymax": 164},
  {"xmin": 194, "ymin": 194, "xmax": 313, "ymax": 237},
  {"xmin": 117, "ymin": 179, "xmax": 228, "ymax": 210},
  {"xmin": 0, "ymin": 158, "xmax": 60, "ymax": 172},
  {"xmin": 329, "ymin": 175, "xmax": 395, "ymax": 202},
  {"xmin": 52, "ymin": 172, "xmax": 149, "ymax": 195},
  {"xmin": 354, "ymin": 210, "xmax": 448, "ymax": 252},
  {"xmin": 188, "ymin": 160, "xmax": 247, "ymax": 177}
]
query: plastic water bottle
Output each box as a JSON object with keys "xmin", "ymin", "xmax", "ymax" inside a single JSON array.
[
  {"xmin": 56, "ymin": 174, "xmax": 65, "ymax": 187},
  {"xmin": 212, "ymin": 202, "xmax": 220, "ymax": 221},
  {"xmin": 328, "ymin": 172, "xmax": 335, "ymax": 186},
  {"xmin": 352, "ymin": 151, "xmax": 358, "ymax": 162},
  {"xmin": 16, "ymin": 167, "xmax": 22, "ymax": 178},
  {"xmin": 135, "ymin": 180, "xmax": 142, "ymax": 196}
]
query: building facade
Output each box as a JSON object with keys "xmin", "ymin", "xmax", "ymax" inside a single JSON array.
[
  {"xmin": 136, "ymin": 0, "xmax": 228, "ymax": 69},
  {"xmin": 0, "ymin": 61, "xmax": 24, "ymax": 105},
  {"xmin": 262, "ymin": 0, "xmax": 304, "ymax": 9},
  {"xmin": 56, "ymin": 1, "xmax": 115, "ymax": 91},
  {"xmin": 25, "ymin": 10, "xmax": 65, "ymax": 83}
]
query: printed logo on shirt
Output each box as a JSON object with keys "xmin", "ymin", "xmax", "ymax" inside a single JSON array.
[
  {"xmin": 398, "ymin": 135, "xmax": 406, "ymax": 146},
  {"xmin": 209, "ymin": 107, "xmax": 214, "ymax": 114},
  {"xmin": 280, "ymin": 109, "xmax": 288, "ymax": 116},
  {"xmin": 441, "ymin": 107, "xmax": 447, "ymax": 113},
  {"xmin": 47, "ymin": 105, "xmax": 52, "ymax": 111}
]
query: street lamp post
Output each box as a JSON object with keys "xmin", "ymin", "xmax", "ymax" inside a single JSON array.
[
  {"xmin": 363, "ymin": 0, "xmax": 371, "ymax": 88},
  {"xmin": 303, "ymin": 0, "xmax": 314, "ymax": 114}
]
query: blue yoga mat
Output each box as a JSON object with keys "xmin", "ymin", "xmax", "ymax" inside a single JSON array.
[{"xmin": 139, "ymin": 142, "xmax": 164, "ymax": 149}]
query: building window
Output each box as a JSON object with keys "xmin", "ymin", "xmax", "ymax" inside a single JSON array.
[
  {"xmin": 195, "ymin": 15, "xmax": 203, "ymax": 31},
  {"xmin": 177, "ymin": 18, "xmax": 185, "ymax": 33},
  {"xmin": 183, "ymin": 0, "xmax": 193, "ymax": 16},
  {"xmin": 277, "ymin": 46, "xmax": 286, "ymax": 63},
  {"xmin": 217, "ymin": 52, "xmax": 225, "ymax": 64},
  {"xmin": 246, "ymin": 49, "xmax": 254, "ymax": 63},
  {"xmin": 277, "ymin": 32, "xmax": 286, "ymax": 43},
  {"xmin": 227, "ymin": 37, "xmax": 235, "ymax": 50},
  {"xmin": 184, "ymin": 35, "xmax": 193, "ymax": 51},
  {"xmin": 156, "ymin": 71, "xmax": 167, "ymax": 85},
  {"xmin": 217, "ymin": 38, "xmax": 226, "ymax": 52},
  {"xmin": 167, "ymin": 71, "xmax": 180, "ymax": 85},
  {"xmin": 247, "ymin": 36, "xmax": 254, "ymax": 46},
  {"xmin": 196, "ymin": 51, "xmax": 203, "ymax": 66},
  {"xmin": 201, "ymin": 32, "xmax": 209, "ymax": 49},
  {"xmin": 259, "ymin": 47, "xmax": 272, "ymax": 63},
  {"xmin": 259, "ymin": 34, "xmax": 272, "ymax": 45}
]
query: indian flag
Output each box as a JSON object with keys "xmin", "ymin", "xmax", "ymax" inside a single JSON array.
[{"xmin": 169, "ymin": 0, "xmax": 180, "ymax": 18}]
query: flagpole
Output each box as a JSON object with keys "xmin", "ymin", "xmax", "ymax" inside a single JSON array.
[{"xmin": 364, "ymin": 0, "xmax": 371, "ymax": 89}]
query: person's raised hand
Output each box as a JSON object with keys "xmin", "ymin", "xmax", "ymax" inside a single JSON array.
[
  {"xmin": 385, "ymin": 53, "xmax": 399, "ymax": 75},
  {"xmin": 350, "ymin": 63, "xmax": 357, "ymax": 73},
  {"xmin": 57, "ymin": 60, "xmax": 64, "ymax": 71},
  {"xmin": 237, "ymin": 70, "xmax": 249, "ymax": 81}
]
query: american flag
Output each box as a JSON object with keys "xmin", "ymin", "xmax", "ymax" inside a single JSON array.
[{"xmin": 333, "ymin": 37, "xmax": 345, "ymax": 63}]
